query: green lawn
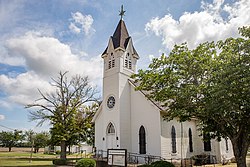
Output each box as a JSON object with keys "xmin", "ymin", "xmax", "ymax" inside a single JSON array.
[
  {"xmin": 0, "ymin": 157, "xmax": 54, "ymax": 167},
  {"xmin": 0, "ymin": 152, "xmax": 57, "ymax": 158},
  {"xmin": 0, "ymin": 152, "xmax": 54, "ymax": 166},
  {"xmin": 0, "ymin": 152, "xmax": 83, "ymax": 166}
]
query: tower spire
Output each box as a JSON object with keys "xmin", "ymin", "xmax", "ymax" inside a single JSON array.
[{"xmin": 119, "ymin": 5, "xmax": 126, "ymax": 20}]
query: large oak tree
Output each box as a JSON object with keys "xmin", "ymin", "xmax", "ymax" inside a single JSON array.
[
  {"xmin": 27, "ymin": 72, "xmax": 97, "ymax": 160},
  {"xmin": 133, "ymin": 27, "xmax": 250, "ymax": 167},
  {"xmin": 0, "ymin": 130, "xmax": 24, "ymax": 152}
]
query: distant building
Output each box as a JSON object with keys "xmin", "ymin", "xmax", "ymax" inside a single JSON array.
[
  {"xmin": 44, "ymin": 143, "xmax": 92, "ymax": 154},
  {"xmin": 92, "ymin": 14, "xmax": 234, "ymax": 163}
]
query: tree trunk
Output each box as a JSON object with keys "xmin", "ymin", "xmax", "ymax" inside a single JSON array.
[
  {"xmin": 34, "ymin": 147, "xmax": 39, "ymax": 153},
  {"xmin": 60, "ymin": 141, "xmax": 67, "ymax": 160},
  {"xmin": 230, "ymin": 131, "xmax": 249, "ymax": 167},
  {"xmin": 8, "ymin": 147, "xmax": 11, "ymax": 152}
]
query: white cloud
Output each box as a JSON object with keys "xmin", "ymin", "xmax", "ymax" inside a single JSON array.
[
  {"xmin": 5, "ymin": 32, "xmax": 102, "ymax": 79},
  {"xmin": 0, "ymin": 115, "xmax": 5, "ymax": 120},
  {"xmin": 0, "ymin": 72, "xmax": 52, "ymax": 105},
  {"xmin": 148, "ymin": 54, "xmax": 155, "ymax": 61},
  {"xmin": 0, "ymin": 32, "xmax": 102, "ymax": 106},
  {"xmin": 0, "ymin": 1, "xmax": 25, "ymax": 30},
  {"xmin": 69, "ymin": 12, "xmax": 95, "ymax": 35},
  {"xmin": 145, "ymin": 0, "xmax": 250, "ymax": 50},
  {"xmin": 0, "ymin": 45, "xmax": 26, "ymax": 66},
  {"xmin": 0, "ymin": 99, "xmax": 13, "ymax": 110},
  {"xmin": 69, "ymin": 22, "xmax": 81, "ymax": 34}
]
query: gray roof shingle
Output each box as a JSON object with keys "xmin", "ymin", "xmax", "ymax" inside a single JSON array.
[{"xmin": 102, "ymin": 19, "xmax": 139, "ymax": 57}]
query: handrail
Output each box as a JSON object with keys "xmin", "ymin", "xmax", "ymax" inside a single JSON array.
[
  {"xmin": 94, "ymin": 149, "xmax": 165, "ymax": 164},
  {"xmin": 93, "ymin": 149, "xmax": 217, "ymax": 166}
]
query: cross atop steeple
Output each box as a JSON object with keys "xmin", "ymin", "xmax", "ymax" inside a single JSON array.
[{"xmin": 119, "ymin": 5, "xmax": 126, "ymax": 20}]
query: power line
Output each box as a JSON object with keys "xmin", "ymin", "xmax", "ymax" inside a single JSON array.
[{"xmin": 0, "ymin": 124, "xmax": 15, "ymax": 131}]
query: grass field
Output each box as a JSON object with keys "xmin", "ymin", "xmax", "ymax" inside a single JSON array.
[
  {"xmin": 0, "ymin": 151, "xmax": 57, "ymax": 167},
  {"xmin": 0, "ymin": 157, "xmax": 54, "ymax": 167},
  {"xmin": 0, "ymin": 148, "xmax": 249, "ymax": 167},
  {"xmin": 0, "ymin": 148, "xmax": 84, "ymax": 167}
]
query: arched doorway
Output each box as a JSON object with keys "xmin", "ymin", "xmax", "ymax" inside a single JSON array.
[
  {"xmin": 106, "ymin": 122, "xmax": 116, "ymax": 149},
  {"xmin": 139, "ymin": 126, "xmax": 146, "ymax": 154}
]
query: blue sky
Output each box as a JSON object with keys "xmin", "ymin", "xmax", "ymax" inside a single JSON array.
[{"xmin": 0, "ymin": 0, "xmax": 249, "ymax": 132}]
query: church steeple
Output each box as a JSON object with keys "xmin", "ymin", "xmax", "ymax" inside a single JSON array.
[
  {"xmin": 102, "ymin": 6, "xmax": 139, "ymax": 58},
  {"xmin": 112, "ymin": 20, "xmax": 129, "ymax": 50},
  {"xmin": 95, "ymin": 7, "xmax": 141, "ymax": 153},
  {"xmin": 101, "ymin": 7, "xmax": 139, "ymax": 74},
  {"xmin": 102, "ymin": 19, "xmax": 138, "ymax": 57}
]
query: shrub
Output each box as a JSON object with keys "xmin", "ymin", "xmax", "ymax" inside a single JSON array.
[
  {"xmin": 55, "ymin": 150, "xmax": 61, "ymax": 154},
  {"xmin": 138, "ymin": 164, "xmax": 151, "ymax": 167},
  {"xmin": 76, "ymin": 158, "xmax": 96, "ymax": 167},
  {"xmin": 52, "ymin": 159, "xmax": 67, "ymax": 165},
  {"xmin": 230, "ymin": 157, "xmax": 236, "ymax": 163},
  {"xmin": 138, "ymin": 161, "xmax": 175, "ymax": 167},
  {"xmin": 192, "ymin": 154, "xmax": 214, "ymax": 165},
  {"xmin": 151, "ymin": 160, "xmax": 175, "ymax": 167}
]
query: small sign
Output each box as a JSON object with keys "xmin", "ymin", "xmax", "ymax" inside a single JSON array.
[{"xmin": 107, "ymin": 149, "xmax": 127, "ymax": 167}]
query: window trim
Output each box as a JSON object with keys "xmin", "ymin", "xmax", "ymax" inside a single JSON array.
[
  {"xmin": 139, "ymin": 126, "xmax": 146, "ymax": 154},
  {"xmin": 203, "ymin": 133, "xmax": 212, "ymax": 151},
  {"xmin": 189, "ymin": 128, "xmax": 193, "ymax": 152},
  {"xmin": 108, "ymin": 53, "xmax": 115, "ymax": 69},
  {"xmin": 107, "ymin": 122, "xmax": 115, "ymax": 134},
  {"xmin": 171, "ymin": 126, "xmax": 177, "ymax": 153},
  {"xmin": 124, "ymin": 53, "xmax": 132, "ymax": 69}
]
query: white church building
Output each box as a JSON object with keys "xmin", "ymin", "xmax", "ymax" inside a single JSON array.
[{"xmin": 92, "ymin": 15, "xmax": 234, "ymax": 163}]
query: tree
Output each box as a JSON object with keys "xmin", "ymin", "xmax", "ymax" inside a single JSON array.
[
  {"xmin": 27, "ymin": 72, "xmax": 97, "ymax": 160},
  {"xmin": 25, "ymin": 129, "xmax": 35, "ymax": 147},
  {"xmin": 33, "ymin": 132, "xmax": 50, "ymax": 153},
  {"xmin": 24, "ymin": 130, "xmax": 50, "ymax": 153},
  {"xmin": 0, "ymin": 130, "xmax": 24, "ymax": 151},
  {"xmin": 78, "ymin": 102, "xmax": 98, "ymax": 146},
  {"xmin": 133, "ymin": 27, "xmax": 250, "ymax": 167},
  {"xmin": 50, "ymin": 102, "xmax": 98, "ymax": 154}
]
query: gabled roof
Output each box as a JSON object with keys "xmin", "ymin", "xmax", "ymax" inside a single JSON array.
[
  {"xmin": 92, "ymin": 102, "xmax": 102, "ymax": 123},
  {"xmin": 102, "ymin": 19, "xmax": 139, "ymax": 58},
  {"xmin": 128, "ymin": 79, "xmax": 164, "ymax": 111},
  {"xmin": 92, "ymin": 80, "xmax": 164, "ymax": 123}
]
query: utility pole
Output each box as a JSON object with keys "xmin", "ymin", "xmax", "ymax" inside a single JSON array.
[{"xmin": 29, "ymin": 135, "xmax": 34, "ymax": 163}]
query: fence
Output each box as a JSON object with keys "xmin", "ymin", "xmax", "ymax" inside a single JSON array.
[{"xmin": 94, "ymin": 150, "xmax": 217, "ymax": 167}]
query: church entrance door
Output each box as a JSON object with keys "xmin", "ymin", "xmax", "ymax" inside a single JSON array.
[
  {"xmin": 106, "ymin": 123, "xmax": 116, "ymax": 149},
  {"xmin": 106, "ymin": 134, "xmax": 116, "ymax": 149}
]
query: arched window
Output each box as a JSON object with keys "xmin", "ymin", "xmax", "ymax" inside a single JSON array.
[
  {"xmin": 225, "ymin": 138, "xmax": 229, "ymax": 152},
  {"xmin": 171, "ymin": 126, "xmax": 177, "ymax": 153},
  {"xmin": 108, "ymin": 53, "xmax": 115, "ymax": 69},
  {"xmin": 189, "ymin": 128, "xmax": 193, "ymax": 152},
  {"xmin": 139, "ymin": 126, "xmax": 146, "ymax": 154},
  {"xmin": 107, "ymin": 123, "xmax": 115, "ymax": 134},
  {"xmin": 203, "ymin": 133, "xmax": 211, "ymax": 151},
  {"xmin": 125, "ymin": 53, "xmax": 132, "ymax": 69}
]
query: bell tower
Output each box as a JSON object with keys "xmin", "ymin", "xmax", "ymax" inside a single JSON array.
[
  {"xmin": 100, "ymin": 6, "xmax": 139, "ymax": 151},
  {"xmin": 101, "ymin": 18, "xmax": 139, "ymax": 77}
]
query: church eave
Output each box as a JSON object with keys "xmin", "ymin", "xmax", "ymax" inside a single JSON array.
[
  {"xmin": 101, "ymin": 47, "xmax": 108, "ymax": 57},
  {"xmin": 128, "ymin": 79, "xmax": 164, "ymax": 111},
  {"xmin": 132, "ymin": 47, "xmax": 139, "ymax": 59},
  {"xmin": 92, "ymin": 102, "xmax": 103, "ymax": 123}
]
